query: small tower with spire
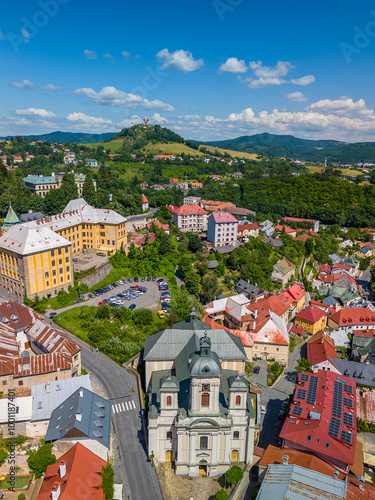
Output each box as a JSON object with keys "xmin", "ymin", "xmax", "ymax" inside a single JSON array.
[{"xmin": 1, "ymin": 203, "xmax": 20, "ymax": 232}]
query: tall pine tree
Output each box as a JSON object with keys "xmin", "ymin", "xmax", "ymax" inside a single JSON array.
[{"xmin": 82, "ymin": 171, "xmax": 97, "ymax": 206}]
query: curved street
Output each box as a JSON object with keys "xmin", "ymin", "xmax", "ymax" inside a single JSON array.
[{"xmin": 47, "ymin": 315, "xmax": 162, "ymax": 500}]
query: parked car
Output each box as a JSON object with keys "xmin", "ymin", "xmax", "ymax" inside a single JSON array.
[
  {"xmin": 73, "ymin": 298, "xmax": 82, "ymax": 304},
  {"xmin": 141, "ymin": 277, "xmax": 146, "ymax": 282},
  {"xmin": 152, "ymin": 277, "xmax": 156, "ymax": 281},
  {"xmin": 253, "ymin": 366, "xmax": 260, "ymax": 374},
  {"xmin": 96, "ymin": 252, "xmax": 106, "ymax": 257},
  {"xmin": 157, "ymin": 278, "xmax": 165, "ymax": 283},
  {"xmin": 147, "ymin": 277, "xmax": 151, "ymax": 282},
  {"xmin": 134, "ymin": 278, "xmax": 139, "ymax": 282},
  {"xmin": 128, "ymin": 278, "xmax": 133, "ymax": 283},
  {"xmin": 129, "ymin": 304, "xmax": 136, "ymax": 311},
  {"xmin": 157, "ymin": 310, "xmax": 166, "ymax": 319}
]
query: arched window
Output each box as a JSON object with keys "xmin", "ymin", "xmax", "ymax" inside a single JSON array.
[
  {"xmin": 201, "ymin": 392, "xmax": 210, "ymax": 407},
  {"xmin": 166, "ymin": 396, "xmax": 172, "ymax": 406},
  {"xmin": 235, "ymin": 395, "xmax": 241, "ymax": 406}
]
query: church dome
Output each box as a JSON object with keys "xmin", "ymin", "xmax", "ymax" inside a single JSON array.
[{"xmin": 189, "ymin": 333, "xmax": 222, "ymax": 378}]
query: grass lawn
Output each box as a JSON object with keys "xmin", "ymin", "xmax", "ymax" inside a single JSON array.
[
  {"xmin": 53, "ymin": 306, "xmax": 90, "ymax": 342},
  {"xmin": 289, "ymin": 335, "xmax": 303, "ymax": 353},
  {"xmin": 88, "ymin": 267, "xmax": 130, "ymax": 292},
  {"xmin": 80, "ymin": 138, "xmax": 124, "ymax": 152},
  {"xmin": 0, "ymin": 475, "xmax": 30, "ymax": 489},
  {"xmin": 306, "ymin": 165, "xmax": 360, "ymax": 176}
]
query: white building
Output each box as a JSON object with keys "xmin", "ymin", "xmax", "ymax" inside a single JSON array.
[{"xmin": 207, "ymin": 210, "xmax": 238, "ymax": 248}]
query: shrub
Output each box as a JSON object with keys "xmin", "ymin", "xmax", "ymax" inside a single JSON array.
[
  {"xmin": 101, "ymin": 462, "xmax": 114, "ymax": 500},
  {"xmin": 215, "ymin": 490, "xmax": 228, "ymax": 500},
  {"xmin": 27, "ymin": 443, "xmax": 56, "ymax": 479},
  {"xmin": 225, "ymin": 465, "xmax": 243, "ymax": 485},
  {"xmin": 0, "ymin": 449, "xmax": 9, "ymax": 466},
  {"xmin": 18, "ymin": 494, "xmax": 26, "ymax": 500}
]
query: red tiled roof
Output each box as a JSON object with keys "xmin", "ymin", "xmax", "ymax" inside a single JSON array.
[
  {"xmin": 356, "ymin": 389, "xmax": 375, "ymax": 423},
  {"xmin": 319, "ymin": 263, "xmax": 331, "ymax": 274},
  {"xmin": 274, "ymin": 225, "xmax": 295, "ymax": 234},
  {"xmin": 283, "ymin": 283, "xmax": 305, "ymax": 303},
  {"xmin": 310, "ymin": 300, "xmax": 335, "ymax": 315},
  {"xmin": 258, "ymin": 445, "xmax": 346, "ymax": 480},
  {"xmin": 0, "ymin": 301, "xmax": 33, "ymax": 331},
  {"xmin": 307, "ymin": 331, "xmax": 337, "ymax": 365},
  {"xmin": 329, "ymin": 308, "xmax": 375, "ymax": 327},
  {"xmin": 291, "ymin": 324, "xmax": 304, "ymax": 336},
  {"xmin": 203, "ymin": 315, "xmax": 254, "ymax": 347},
  {"xmin": 0, "ymin": 358, "xmax": 15, "ymax": 376},
  {"xmin": 346, "ymin": 476, "xmax": 375, "ymax": 500},
  {"xmin": 280, "ymin": 370, "xmax": 357, "ymax": 468},
  {"xmin": 352, "ymin": 329, "xmax": 375, "ymax": 338},
  {"xmin": 295, "ymin": 233, "xmax": 312, "ymax": 242},
  {"xmin": 37, "ymin": 442, "xmax": 106, "ymax": 500},
  {"xmin": 210, "ymin": 210, "xmax": 238, "ymax": 224},
  {"xmin": 172, "ymin": 205, "xmax": 207, "ymax": 215},
  {"xmin": 14, "ymin": 352, "xmax": 71, "ymax": 377},
  {"xmin": 247, "ymin": 293, "xmax": 292, "ymax": 318},
  {"xmin": 142, "ymin": 194, "xmax": 148, "ymax": 203},
  {"xmin": 238, "ymin": 223, "xmax": 259, "ymax": 232},
  {"xmin": 295, "ymin": 305, "xmax": 327, "ymax": 324},
  {"xmin": 284, "ymin": 216, "xmax": 318, "ymax": 223},
  {"xmin": 331, "ymin": 273, "xmax": 357, "ymax": 289},
  {"xmin": 333, "ymin": 263, "xmax": 352, "ymax": 271},
  {"xmin": 318, "ymin": 273, "xmax": 332, "ymax": 284}
]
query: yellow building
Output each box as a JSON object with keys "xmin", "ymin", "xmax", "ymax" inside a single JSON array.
[
  {"xmin": 34, "ymin": 198, "xmax": 127, "ymax": 254},
  {"xmin": 0, "ymin": 224, "xmax": 73, "ymax": 299},
  {"xmin": 294, "ymin": 305, "xmax": 327, "ymax": 335}
]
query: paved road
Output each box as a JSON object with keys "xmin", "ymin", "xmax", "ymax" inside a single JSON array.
[
  {"xmin": 48, "ymin": 318, "xmax": 162, "ymax": 500},
  {"xmin": 256, "ymin": 343, "xmax": 304, "ymax": 450},
  {"xmin": 51, "ymin": 279, "xmax": 164, "ymax": 315}
]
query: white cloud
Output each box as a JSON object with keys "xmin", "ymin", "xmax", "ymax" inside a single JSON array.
[
  {"xmin": 291, "ymin": 75, "xmax": 315, "ymax": 86},
  {"xmin": 305, "ymin": 97, "xmax": 371, "ymax": 116},
  {"xmin": 286, "ymin": 91, "xmax": 308, "ymax": 102},
  {"xmin": 74, "ymin": 86, "xmax": 175, "ymax": 111},
  {"xmin": 228, "ymin": 108, "xmax": 255, "ymax": 121},
  {"xmin": 218, "ymin": 57, "xmax": 247, "ymax": 74},
  {"xmin": 40, "ymin": 83, "xmax": 62, "ymax": 91},
  {"xmin": 122, "ymin": 51, "xmax": 131, "ymax": 58},
  {"xmin": 84, "ymin": 49, "xmax": 97, "ymax": 60},
  {"xmin": 103, "ymin": 52, "xmax": 114, "ymax": 59},
  {"xmin": 240, "ymin": 76, "xmax": 288, "ymax": 89},
  {"xmin": 21, "ymin": 28, "xmax": 30, "ymax": 42},
  {"xmin": 67, "ymin": 112, "xmax": 112, "ymax": 126},
  {"xmin": 0, "ymin": 29, "xmax": 8, "ymax": 40},
  {"xmin": 151, "ymin": 113, "xmax": 168, "ymax": 124},
  {"xmin": 156, "ymin": 48, "xmax": 204, "ymax": 73},
  {"xmin": 117, "ymin": 115, "xmax": 142, "ymax": 128},
  {"xmin": 11, "ymin": 79, "xmax": 35, "ymax": 89},
  {"xmin": 14, "ymin": 108, "xmax": 56, "ymax": 118},
  {"xmin": 249, "ymin": 60, "xmax": 294, "ymax": 78}
]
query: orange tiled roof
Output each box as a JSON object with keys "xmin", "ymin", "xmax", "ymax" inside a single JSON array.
[
  {"xmin": 295, "ymin": 305, "xmax": 327, "ymax": 324},
  {"xmin": 307, "ymin": 331, "xmax": 337, "ymax": 365},
  {"xmin": 172, "ymin": 205, "xmax": 207, "ymax": 215}
]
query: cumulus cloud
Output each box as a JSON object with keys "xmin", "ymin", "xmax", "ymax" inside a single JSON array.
[
  {"xmin": 240, "ymin": 76, "xmax": 288, "ymax": 89},
  {"xmin": 249, "ymin": 60, "xmax": 294, "ymax": 78},
  {"xmin": 67, "ymin": 112, "xmax": 112, "ymax": 127},
  {"xmin": 151, "ymin": 113, "xmax": 168, "ymax": 124},
  {"xmin": 286, "ymin": 91, "xmax": 308, "ymax": 102},
  {"xmin": 122, "ymin": 51, "xmax": 131, "ymax": 58},
  {"xmin": 305, "ymin": 97, "xmax": 371, "ymax": 116},
  {"xmin": 117, "ymin": 115, "xmax": 142, "ymax": 128},
  {"xmin": 156, "ymin": 48, "xmax": 204, "ymax": 73},
  {"xmin": 12, "ymin": 79, "xmax": 34, "ymax": 89},
  {"xmin": 74, "ymin": 86, "xmax": 175, "ymax": 111},
  {"xmin": 218, "ymin": 57, "xmax": 247, "ymax": 74},
  {"xmin": 40, "ymin": 83, "xmax": 62, "ymax": 91},
  {"xmin": 103, "ymin": 52, "xmax": 114, "ymax": 59},
  {"xmin": 14, "ymin": 108, "xmax": 56, "ymax": 118},
  {"xmin": 84, "ymin": 49, "xmax": 97, "ymax": 60},
  {"xmin": 291, "ymin": 75, "xmax": 315, "ymax": 86}
]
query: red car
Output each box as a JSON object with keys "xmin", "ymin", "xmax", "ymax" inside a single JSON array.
[{"xmin": 98, "ymin": 301, "xmax": 105, "ymax": 305}]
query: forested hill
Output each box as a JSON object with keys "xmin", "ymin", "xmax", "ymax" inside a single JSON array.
[
  {"xmin": 205, "ymin": 132, "xmax": 375, "ymax": 163},
  {"xmin": 114, "ymin": 124, "xmax": 184, "ymax": 144},
  {"xmin": 0, "ymin": 131, "xmax": 117, "ymax": 144}
]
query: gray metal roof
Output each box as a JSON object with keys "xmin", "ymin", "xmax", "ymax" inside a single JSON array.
[
  {"xmin": 228, "ymin": 375, "xmax": 248, "ymax": 391},
  {"xmin": 19, "ymin": 211, "xmax": 45, "ymax": 223},
  {"xmin": 256, "ymin": 464, "xmax": 346, "ymax": 500},
  {"xmin": 330, "ymin": 358, "xmax": 375, "ymax": 386},
  {"xmin": 45, "ymin": 387, "xmax": 111, "ymax": 448},
  {"xmin": 235, "ymin": 280, "xmax": 261, "ymax": 295},
  {"xmin": 31, "ymin": 375, "xmax": 92, "ymax": 422},
  {"xmin": 322, "ymin": 296, "xmax": 338, "ymax": 306},
  {"xmin": 144, "ymin": 328, "xmax": 246, "ymax": 361}
]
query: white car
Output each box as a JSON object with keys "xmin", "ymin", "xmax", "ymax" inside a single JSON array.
[{"xmin": 260, "ymin": 405, "xmax": 266, "ymax": 415}]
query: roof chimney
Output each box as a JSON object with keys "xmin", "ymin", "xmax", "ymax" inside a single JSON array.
[
  {"xmin": 51, "ymin": 481, "xmax": 61, "ymax": 500},
  {"xmin": 59, "ymin": 460, "xmax": 66, "ymax": 478},
  {"xmin": 282, "ymin": 455, "xmax": 289, "ymax": 465},
  {"xmin": 334, "ymin": 471, "xmax": 339, "ymax": 480},
  {"xmin": 254, "ymin": 308, "xmax": 258, "ymax": 320}
]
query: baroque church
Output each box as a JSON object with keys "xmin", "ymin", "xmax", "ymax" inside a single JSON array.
[{"xmin": 147, "ymin": 311, "xmax": 256, "ymax": 477}]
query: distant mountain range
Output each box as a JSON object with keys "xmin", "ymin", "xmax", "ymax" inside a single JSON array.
[
  {"xmin": 205, "ymin": 132, "xmax": 375, "ymax": 163},
  {"xmin": 0, "ymin": 131, "xmax": 117, "ymax": 144}
]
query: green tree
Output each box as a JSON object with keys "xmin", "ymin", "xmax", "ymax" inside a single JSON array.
[
  {"xmin": 0, "ymin": 449, "xmax": 8, "ymax": 466},
  {"xmin": 27, "ymin": 443, "xmax": 56, "ymax": 478},
  {"xmin": 96, "ymin": 304, "xmax": 111, "ymax": 319},
  {"xmin": 214, "ymin": 490, "xmax": 228, "ymax": 500},
  {"xmin": 225, "ymin": 465, "xmax": 243, "ymax": 485},
  {"xmin": 305, "ymin": 237, "xmax": 314, "ymax": 256},
  {"xmin": 296, "ymin": 358, "xmax": 312, "ymax": 373},
  {"xmin": 187, "ymin": 232, "xmax": 202, "ymax": 253},
  {"xmin": 82, "ymin": 171, "xmax": 97, "ymax": 205},
  {"xmin": 159, "ymin": 234, "xmax": 172, "ymax": 255},
  {"xmin": 100, "ymin": 462, "xmax": 114, "ymax": 500},
  {"xmin": 184, "ymin": 272, "xmax": 200, "ymax": 294},
  {"xmin": 201, "ymin": 274, "xmax": 219, "ymax": 303}
]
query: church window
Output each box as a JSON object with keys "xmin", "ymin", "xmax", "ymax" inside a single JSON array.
[
  {"xmin": 200, "ymin": 436, "xmax": 208, "ymax": 449},
  {"xmin": 201, "ymin": 392, "xmax": 210, "ymax": 406},
  {"xmin": 166, "ymin": 431, "xmax": 172, "ymax": 439},
  {"xmin": 166, "ymin": 396, "xmax": 172, "ymax": 406},
  {"xmin": 233, "ymin": 431, "xmax": 239, "ymax": 439},
  {"xmin": 235, "ymin": 395, "xmax": 241, "ymax": 405}
]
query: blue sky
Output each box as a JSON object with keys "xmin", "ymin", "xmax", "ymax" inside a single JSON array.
[{"xmin": 0, "ymin": 0, "xmax": 375, "ymax": 141}]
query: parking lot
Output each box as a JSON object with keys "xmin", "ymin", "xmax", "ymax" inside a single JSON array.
[{"xmin": 50, "ymin": 277, "xmax": 170, "ymax": 315}]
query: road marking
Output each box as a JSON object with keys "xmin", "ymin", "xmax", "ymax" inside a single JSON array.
[
  {"xmin": 121, "ymin": 402, "xmax": 126, "ymax": 411},
  {"xmin": 112, "ymin": 405, "xmax": 116, "ymax": 414},
  {"xmin": 132, "ymin": 400, "xmax": 136, "ymax": 409},
  {"xmin": 111, "ymin": 399, "xmax": 137, "ymax": 415},
  {"xmin": 125, "ymin": 401, "xmax": 129, "ymax": 410}
]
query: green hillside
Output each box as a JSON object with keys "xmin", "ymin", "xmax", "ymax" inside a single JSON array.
[{"xmin": 0, "ymin": 131, "xmax": 117, "ymax": 144}]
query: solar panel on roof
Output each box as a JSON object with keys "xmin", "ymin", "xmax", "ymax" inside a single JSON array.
[
  {"xmin": 291, "ymin": 406, "xmax": 303, "ymax": 416},
  {"xmin": 300, "ymin": 374, "xmax": 309, "ymax": 382},
  {"xmin": 332, "ymin": 380, "xmax": 343, "ymax": 418},
  {"xmin": 328, "ymin": 417, "xmax": 341, "ymax": 438},
  {"xmin": 341, "ymin": 430, "xmax": 352, "ymax": 443},
  {"xmin": 344, "ymin": 385, "xmax": 353, "ymax": 394},
  {"xmin": 343, "ymin": 397, "xmax": 353, "ymax": 408},
  {"xmin": 296, "ymin": 389, "xmax": 306, "ymax": 400},
  {"xmin": 306, "ymin": 375, "xmax": 318, "ymax": 405},
  {"xmin": 343, "ymin": 413, "xmax": 353, "ymax": 427}
]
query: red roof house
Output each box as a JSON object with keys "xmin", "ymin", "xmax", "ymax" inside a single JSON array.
[
  {"xmin": 36, "ymin": 442, "xmax": 106, "ymax": 500},
  {"xmin": 307, "ymin": 331, "xmax": 339, "ymax": 372},
  {"xmin": 295, "ymin": 305, "xmax": 328, "ymax": 334},
  {"xmin": 280, "ymin": 370, "xmax": 357, "ymax": 472},
  {"xmin": 328, "ymin": 308, "xmax": 375, "ymax": 331}
]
